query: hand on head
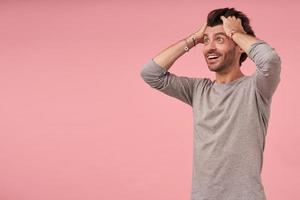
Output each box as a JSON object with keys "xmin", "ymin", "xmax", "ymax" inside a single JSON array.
[
  {"xmin": 220, "ymin": 16, "xmax": 246, "ymax": 37},
  {"xmin": 193, "ymin": 16, "xmax": 246, "ymax": 45},
  {"xmin": 193, "ymin": 22, "xmax": 207, "ymax": 44}
]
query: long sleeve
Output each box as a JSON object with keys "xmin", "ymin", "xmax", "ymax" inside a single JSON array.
[
  {"xmin": 248, "ymin": 40, "xmax": 281, "ymax": 101},
  {"xmin": 140, "ymin": 58, "xmax": 197, "ymax": 106}
]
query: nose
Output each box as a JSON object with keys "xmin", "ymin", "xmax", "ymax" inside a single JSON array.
[
  {"xmin": 206, "ymin": 40, "xmax": 216, "ymax": 49},
  {"xmin": 204, "ymin": 40, "xmax": 217, "ymax": 54}
]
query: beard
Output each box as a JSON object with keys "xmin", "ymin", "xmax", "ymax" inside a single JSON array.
[{"xmin": 206, "ymin": 47, "xmax": 237, "ymax": 73}]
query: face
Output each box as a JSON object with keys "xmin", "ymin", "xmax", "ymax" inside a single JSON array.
[{"xmin": 202, "ymin": 25, "xmax": 241, "ymax": 73}]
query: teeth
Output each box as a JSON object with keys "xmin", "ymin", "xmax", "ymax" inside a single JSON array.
[{"xmin": 208, "ymin": 55, "xmax": 219, "ymax": 59}]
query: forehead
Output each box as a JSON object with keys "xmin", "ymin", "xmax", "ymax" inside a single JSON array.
[{"xmin": 203, "ymin": 25, "xmax": 226, "ymax": 36}]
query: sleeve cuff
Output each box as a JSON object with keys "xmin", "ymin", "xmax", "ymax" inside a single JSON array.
[
  {"xmin": 247, "ymin": 40, "xmax": 265, "ymax": 55},
  {"xmin": 151, "ymin": 59, "xmax": 168, "ymax": 73}
]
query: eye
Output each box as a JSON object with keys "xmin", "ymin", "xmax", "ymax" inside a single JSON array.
[
  {"xmin": 216, "ymin": 37, "xmax": 224, "ymax": 43},
  {"xmin": 203, "ymin": 38, "xmax": 209, "ymax": 44}
]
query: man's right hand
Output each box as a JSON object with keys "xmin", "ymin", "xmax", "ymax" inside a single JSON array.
[{"xmin": 192, "ymin": 22, "xmax": 207, "ymax": 45}]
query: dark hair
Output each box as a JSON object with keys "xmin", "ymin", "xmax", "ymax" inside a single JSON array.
[{"xmin": 207, "ymin": 8, "xmax": 256, "ymax": 66}]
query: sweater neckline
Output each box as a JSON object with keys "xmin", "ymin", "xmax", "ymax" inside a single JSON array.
[{"xmin": 212, "ymin": 75, "xmax": 248, "ymax": 88}]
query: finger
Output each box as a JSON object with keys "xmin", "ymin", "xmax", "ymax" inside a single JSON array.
[
  {"xmin": 197, "ymin": 22, "xmax": 207, "ymax": 32},
  {"xmin": 200, "ymin": 22, "xmax": 207, "ymax": 33},
  {"xmin": 220, "ymin": 16, "xmax": 226, "ymax": 21}
]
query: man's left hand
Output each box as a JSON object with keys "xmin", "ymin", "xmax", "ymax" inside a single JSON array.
[{"xmin": 220, "ymin": 16, "xmax": 246, "ymax": 38}]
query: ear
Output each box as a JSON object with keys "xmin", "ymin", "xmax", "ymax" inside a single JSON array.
[{"xmin": 238, "ymin": 46, "xmax": 245, "ymax": 54}]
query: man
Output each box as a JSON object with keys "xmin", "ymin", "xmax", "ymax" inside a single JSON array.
[{"xmin": 140, "ymin": 7, "xmax": 281, "ymax": 200}]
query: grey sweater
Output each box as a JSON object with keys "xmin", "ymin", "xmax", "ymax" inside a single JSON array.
[{"xmin": 140, "ymin": 40, "xmax": 281, "ymax": 200}]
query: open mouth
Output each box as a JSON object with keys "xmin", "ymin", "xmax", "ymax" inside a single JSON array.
[
  {"xmin": 207, "ymin": 54, "xmax": 221, "ymax": 62},
  {"xmin": 207, "ymin": 54, "xmax": 220, "ymax": 60}
]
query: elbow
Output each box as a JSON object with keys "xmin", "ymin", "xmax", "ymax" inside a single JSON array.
[
  {"xmin": 264, "ymin": 50, "xmax": 281, "ymax": 68},
  {"xmin": 139, "ymin": 62, "xmax": 167, "ymax": 90},
  {"xmin": 255, "ymin": 50, "xmax": 281, "ymax": 81},
  {"xmin": 139, "ymin": 64, "xmax": 152, "ymax": 83},
  {"xmin": 268, "ymin": 51, "xmax": 281, "ymax": 77},
  {"xmin": 140, "ymin": 67, "xmax": 146, "ymax": 80},
  {"xmin": 260, "ymin": 50, "xmax": 281, "ymax": 73},
  {"xmin": 263, "ymin": 51, "xmax": 282, "ymax": 81},
  {"xmin": 140, "ymin": 66, "xmax": 150, "ymax": 82}
]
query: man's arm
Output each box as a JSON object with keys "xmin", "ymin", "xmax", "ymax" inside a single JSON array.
[
  {"xmin": 247, "ymin": 40, "xmax": 281, "ymax": 101},
  {"xmin": 140, "ymin": 23, "xmax": 207, "ymax": 106},
  {"xmin": 152, "ymin": 23, "xmax": 207, "ymax": 70},
  {"xmin": 221, "ymin": 16, "xmax": 281, "ymax": 101},
  {"xmin": 221, "ymin": 16, "xmax": 259, "ymax": 54},
  {"xmin": 140, "ymin": 59, "xmax": 198, "ymax": 106}
]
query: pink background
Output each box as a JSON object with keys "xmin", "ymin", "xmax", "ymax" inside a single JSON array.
[{"xmin": 0, "ymin": 0, "xmax": 299, "ymax": 199}]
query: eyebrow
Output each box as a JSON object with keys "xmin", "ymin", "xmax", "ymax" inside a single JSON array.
[{"xmin": 203, "ymin": 32, "xmax": 227, "ymax": 37}]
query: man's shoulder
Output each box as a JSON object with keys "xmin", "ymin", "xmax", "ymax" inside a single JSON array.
[
  {"xmin": 193, "ymin": 77, "xmax": 213, "ymax": 88},
  {"xmin": 193, "ymin": 77, "xmax": 213, "ymax": 83}
]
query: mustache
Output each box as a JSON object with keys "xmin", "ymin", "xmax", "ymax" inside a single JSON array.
[{"xmin": 206, "ymin": 50, "xmax": 221, "ymax": 55}]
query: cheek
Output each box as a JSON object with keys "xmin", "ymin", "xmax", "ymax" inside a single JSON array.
[{"xmin": 202, "ymin": 46, "xmax": 212, "ymax": 55}]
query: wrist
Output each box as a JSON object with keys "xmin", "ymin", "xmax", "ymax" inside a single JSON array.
[
  {"xmin": 229, "ymin": 30, "xmax": 246, "ymax": 38},
  {"xmin": 183, "ymin": 34, "xmax": 196, "ymax": 52},
  {"xmin": 189, "ymin": 33, "xmax": 201, "ymax": 45},
  {"xmin": 186, "ymin": 34, "xmax": 196, "ymax": 46}
]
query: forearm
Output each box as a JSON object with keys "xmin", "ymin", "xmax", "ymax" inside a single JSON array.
[
  {"xmin": 231, "ymin": 32, "xmax": 260, "ymax": 55},
  {"xmin": 153, "ymin": 34, "xmax": 197, "ymax": 71}
]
